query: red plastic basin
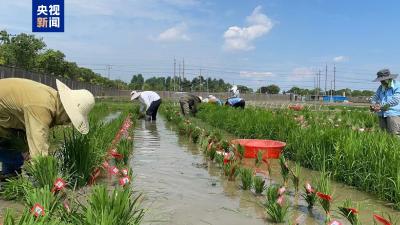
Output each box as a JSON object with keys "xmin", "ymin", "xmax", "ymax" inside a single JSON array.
[{"xmin": 231, "ymin": 139, "xmax": 286, "ymax": 159}]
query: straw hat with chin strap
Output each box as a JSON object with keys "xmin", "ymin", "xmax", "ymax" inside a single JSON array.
[{"xmin": 56, "ymin": 79, "xmax": 95, "ymax": 134}]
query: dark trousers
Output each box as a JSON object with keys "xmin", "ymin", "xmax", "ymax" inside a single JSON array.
[
  {"xmin": 0, "ymin": 133, "xmax": 26, "ymax": 175},
  {"xmin": 232, "ymin": 100, "xmax": 245, "ymax": 109},
  {"xmin": 146, "ymin": 99, "xmax": 162, "ymax": 121},
  {"xmin": 0, "ymin": 146, "xmax": 24, "ymax": 175}
]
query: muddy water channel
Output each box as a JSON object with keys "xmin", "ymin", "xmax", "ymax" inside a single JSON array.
[{"xmin": 131, "ymin": 117, "xmax": 400, "ymax": 225}]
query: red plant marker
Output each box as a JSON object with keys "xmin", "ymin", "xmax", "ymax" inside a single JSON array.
[
  {"xmin": 278, "ymin": 186, "xmax": 286, "ymax": 195},
  {"xmin": 63, "ymin": 200, "xmax": 71, "ymax": 213},
  {"xmin": 121, "ymin": 168, "xmax": 129, "ymax": 176},
  {"xmin": 89, "ymin": 168, "xmax": 101, "ymax": 185},
  {"xmin": 102, "ymin": 161, "xmax": 110, "ymax": 169},
  {"xmin": 51, "ymin": 178, "xmax": 66, "ymax": 193},
  {"xmin": 109, "ymin": 166, "xmax": 119, "ymax": 175},
  {"xmin": 347, "ymin": 208, "xmax": 358, "ymax": 214},
  {"xmin": 328, "ymin": 220, "xmax": 342, "ymax": 225},
  {"xmin": 316, "ymin": 192, "xmax": 332, "ymax": 201},
  {"xmin": 223, "ymin": 154, "xmax": 231, "ymax": 164},
  {"xmin": 119, "ymin": 176, "xmax": 131, "ymax": 186},
  {"xmin": 109, "ymin": 148, "xmax": 123, "ymax": 160},
  {"xmin": 373, "ymin": 214, "xmax": 392, "ymax": 225},
  {"xmin": 305, "ymin": 183, "xmax": 314, "ymax": 193},
  {"xmin": 276, "ymin": 195, "xmax": 284, "ymax": 205},
  {"xmin": 31, "ymin": 203, "xmax": 45, "ymax": 217}
]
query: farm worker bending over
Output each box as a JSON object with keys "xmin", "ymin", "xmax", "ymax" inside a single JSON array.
[
  {"xmin": 179, "ymin": 94, "xmax": 202, "ymax": 116},
  {"xmin": 370, "ymin": 69, "xmax": 400, "ymax": 135},
  {"xmin": 226, "ymin": 85, "xmax": 245, "ymax": 108},
  {"xmin": 204, "ymin": 95, "xmax": 223, "ymax": 106},
  {"xmin": 0, "ymin": 78, "xmax": 95, "ymax": 178},
  {"xmin": 130, "ymin": 91, "xmax": 162, "ymax": 121}
]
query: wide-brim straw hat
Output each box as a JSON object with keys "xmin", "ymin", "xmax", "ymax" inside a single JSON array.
[
  {"xmin": 56, "ymin": 79, "xmax": 95, "ymax": 134},
  {"xmin": 373, "ymin": 69, "xmax": 398, "ymax": 82},
  {"xmin": 130, "ymin": 91, "xmax": 141, "ymax": 100}
]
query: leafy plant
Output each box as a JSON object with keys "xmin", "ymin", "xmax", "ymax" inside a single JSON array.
[
  {"xmin": 279, "ymin": 155, "xmax": 289, "ymax": 186},
  {"xmin": 255, "ymin": 150, "xmax": 263, "ymax": 167},
  {"xmin": 23, "ymin": 186, "xmax": 62, "ymax": 217},
  {"xmin": 301, "ymin": 182, "xmax": 317, "ymax": 209},
  {"xmin": 74, "ymin": 185, "xmax": 145, "ymax": 225},
  {"xmin": 265, "ymin": 185, "xmax": 289, "ymax": 223},
  {"xmin": 290, "ymin": 163, "xmax": 301, "ymax": 193},
  {"xmin": 253, "ymin": 175, "xmax": 266, "ymax": 194},
  {"xmin": 1, "ymin": 174, "xmax": 33, "ymax": 201},
  {"xmin": 118, "ymin": 138, "xmax": 133, "ymax": 165},
  {"xmin": 338, "ymin": 199, "xmax": 360, "ymax": 225},
  {"xmin": 207, "ymin": 145, "xmax": 217, "ymax": 161},
  {"xmin": 214, "ymin": 153, "xmax": 224, "ymax": 166},
  {"xmin": 239, "ymin": 167, "xmax": 253, "ymax": 190},
  {"xmin": 236, "ymin": 144, "xmax": 245, "ymax": 162},
  {"xmin": 24, "ymin": 156, "xmax": 62, "ymax": 189},
  {"xmin": 317, "ymin": 171, "xmax": 333, "ymax": 223},
  {"xmin": 59, "ymin": 125, "xmax": 105, "ymax": 186},
  {"xmin": 191, "ymin": 127, "xmax": 201, "ymax": 143}
]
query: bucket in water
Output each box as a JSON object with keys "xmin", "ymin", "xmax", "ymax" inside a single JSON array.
[{"xmin": 231, "ymin": 139, "xmax": 286, "ymax": 159}]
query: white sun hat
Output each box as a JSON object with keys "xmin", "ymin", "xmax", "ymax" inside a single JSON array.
[
  {"xmin": 130, "ymin": 91, "xmax": 141, "ymax": 101},
  {"xmin": 56, "ymin": 79, "xmax": 95, "ymax": 134}
]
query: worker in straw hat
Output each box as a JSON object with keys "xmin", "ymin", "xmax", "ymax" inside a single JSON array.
[
  {"xmin": 179, "ymin": 93, "xmax": 202, "ymax": 116},
  {"xmin": 0, "ymin": 78, "xmax": 95, "ymax": 179},
  {"xmin": 370, "ymin": 69, "xmax": 400, "ymax": 135},
  {"xmin": 130, "ymin": 90, "xmax": 162, "ymax": 121}
]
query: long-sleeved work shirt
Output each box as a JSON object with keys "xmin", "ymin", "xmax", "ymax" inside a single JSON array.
[
  {"xmin": 0, "ymin": 78, "xmax": 69, "ymax": 158},
  {"xmin": 370, "ymin": 80, "xmax": 400, "ymax": 117},
  {"xmin": 138, "ymin": 91, "xmax": 160, "ymax": 112}
]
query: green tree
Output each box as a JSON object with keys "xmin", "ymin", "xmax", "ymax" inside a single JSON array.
[
  {"xmin": 130, "ymin": 74, "xmax": 144, "ymax": 90},
  {"xmin": 265, "ymin": 84, "xmax": 280, "ymax": 94},
  {"xmin": 35, "ymin": 49, "xmax": 66, "ymax": 76},
  {"xmin": 0, "ymin": 31, "xmax": 46, "ymax": 69}
]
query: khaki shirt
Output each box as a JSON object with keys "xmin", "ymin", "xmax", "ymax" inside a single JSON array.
[{"xmin": 0, "ymin": 78, "xmax": 69, "ymax": 158}]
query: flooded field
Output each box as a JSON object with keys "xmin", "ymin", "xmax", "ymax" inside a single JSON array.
[{"xmin": 131, "ymin": 117, "xmax": 400, "ymax": 225}]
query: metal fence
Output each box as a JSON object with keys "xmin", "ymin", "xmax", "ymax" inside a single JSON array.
[
  {"xmin": 0, "ymin": 65, "xmax": 124, "ymax": 97},
  {"xmin": 0, "ymin": 65, "xmax": 371, "ymax": 103}
]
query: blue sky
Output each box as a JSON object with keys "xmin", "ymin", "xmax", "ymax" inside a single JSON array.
[{"xmin": 1, "ymin": 0, "xmax": 399, "ymax": 91}]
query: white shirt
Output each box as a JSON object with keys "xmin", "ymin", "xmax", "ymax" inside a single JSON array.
[{"xmin": 138, "ymin": 91, "xmax": 160, "ymax": 111}]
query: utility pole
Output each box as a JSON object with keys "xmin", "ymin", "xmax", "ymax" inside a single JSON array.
[
  {"xmin": 182, "ymin": 58, "xmax": 185, "ymax": 81},
  {"xmin": 325, "ymin": 64, "xmax": 328, "ymax": 96},
  {"xmin": 330, "ymin": 80, "xmax": 333, "ymax": 101},
  {"xmin": 199, "ymin": 69, "xmax": 202, "ymax": 92},
  {"xmin": 318, "ymin": 70, "xmax": 321, "ymax": 96},
  {"xmin": 206, "ymin": 77, "xmax": 209, "ymax": 94},
  {"xmin": 178, "ymin": 62, "xmax": 181, "ymax": 91},
  {"xmin": 333, "ymin": 64, "xmax": 336, "ymax": 93},
  {"xmin": 106, "ymin": 65, "xmax": 112, "ymax": 79},
  {"xmin": 173, "ymin": 58, "xmax": 176, "ymax": 91}
]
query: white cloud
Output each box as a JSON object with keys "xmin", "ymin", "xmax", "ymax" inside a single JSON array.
[
  {"xmin": 288, "ymin": 67, "xmax": 314, "ymax": 81},
  {"xmin": 240, "ymin": 71, "xmax": 274, "ymax": 78},
  {"xmin": 223, "ymin": 6, "xmax": 273, "ymax": 51},
  {"xmin": 152, "ymin": 23, "xmax": 190, "ymax": 42},
  {"xmin": 333, "ymin": 56, "xmax": 349, "ymax": 62}
]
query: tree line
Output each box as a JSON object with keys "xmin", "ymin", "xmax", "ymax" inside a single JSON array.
[{"xmin": 0, "ymin": 30, "xmax": 128, "ymax": 89}]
